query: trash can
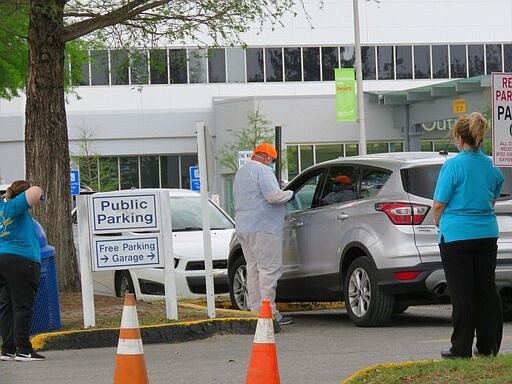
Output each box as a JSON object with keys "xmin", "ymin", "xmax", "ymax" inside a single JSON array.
[{"xmin": 30, "ymin": 219, "xmax": 62, "ymax": 335}]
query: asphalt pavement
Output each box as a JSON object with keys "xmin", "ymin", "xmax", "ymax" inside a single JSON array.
[{"xmin": 3, "ymin": 305, "xmax": 512, "ymax": 384}]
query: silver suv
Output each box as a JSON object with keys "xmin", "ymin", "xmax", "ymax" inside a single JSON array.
[{"xmin": 227, "ymin": 152, "xmax": 512, "ymax": 326}]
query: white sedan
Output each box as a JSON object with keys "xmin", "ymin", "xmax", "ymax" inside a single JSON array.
[{"xmin": 73, "ymin": 189, "xmax": 234, "ymax": 301}]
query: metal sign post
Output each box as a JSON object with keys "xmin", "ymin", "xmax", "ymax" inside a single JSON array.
[{"xmin": 196, "ymin": 121, "xmax": 216, "ymax": 318}]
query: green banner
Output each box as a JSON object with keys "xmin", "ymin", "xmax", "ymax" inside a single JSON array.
[{"xmin": 335, "ymin": 68, "xmax": 356, "ymax": 122}]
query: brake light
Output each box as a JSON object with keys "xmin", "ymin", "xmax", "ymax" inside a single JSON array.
[
  {"xmin": 394, "ymin": 271, "xmax": 421, "ymax": 281},
  {"xmin": 375, "ymin": 202, "xmax": 429, "ymax": 225}
]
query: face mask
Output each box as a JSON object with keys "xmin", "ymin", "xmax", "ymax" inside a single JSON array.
[
  {"xmin": 332, "ymin": 184, "xmax": 341, "ymax": 193},
  {"xmin": 456, "ymin": 143, "xmax": 463, "ymax": 152},
  {"xmin": 269, "ymin": 163, "xmax": 275, "ymax": 171}
]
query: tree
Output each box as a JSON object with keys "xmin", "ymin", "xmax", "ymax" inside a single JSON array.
[
  {"xmin": 217, "ymin": 109, "xmax": 275, "ymax": 174},
  {"xmin": 0, "ymin": 0, "xmax": 308, "ymax": 291}
]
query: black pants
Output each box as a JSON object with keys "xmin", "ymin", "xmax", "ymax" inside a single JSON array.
[
  {"xmin": 0, "ymin": 254, "xmax": 40, "ymax": 354},
  {"xmin": 439, "ymin": 237, "xmax": 503, "ymax": 357}
]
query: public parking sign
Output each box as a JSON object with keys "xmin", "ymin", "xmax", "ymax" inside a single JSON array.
[{"xmin": 492, "ymin": 72, "xmax": 512, "ymax": 166}]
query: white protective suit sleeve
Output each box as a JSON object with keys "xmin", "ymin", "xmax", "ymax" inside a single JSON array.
[{"xmin": 263, "ymin": 189, "xmax": 293, "ymax": 204}]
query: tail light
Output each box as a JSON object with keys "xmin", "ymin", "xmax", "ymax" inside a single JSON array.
[{"xmin": 375, "ymin": 202, "xmax": 429, "ymax": 225}]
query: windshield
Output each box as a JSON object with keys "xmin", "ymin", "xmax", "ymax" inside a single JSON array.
[{"xmin": 170, "ymin": 196, "xmax": 234, "ymax": 231}]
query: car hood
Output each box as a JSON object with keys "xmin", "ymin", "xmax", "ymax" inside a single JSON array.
[{"xmin": 171, "ymin": 229, "xmax": 234, "ymax": 261}]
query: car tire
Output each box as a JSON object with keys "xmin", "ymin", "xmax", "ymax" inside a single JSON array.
[
  {"xmin": 229, "ymin": 257, "xmax": 249, "ymax": 311},
  {"xmin": 393, "ymin": 302, "xmax": 409, "ymax": 314},
  {"xmin": 115, "ymin": 270, "xmax": 135, "ymax": 298},
  {"xmin": 344, "ymin": 257, "xmax": 394, "ymax": 326}
]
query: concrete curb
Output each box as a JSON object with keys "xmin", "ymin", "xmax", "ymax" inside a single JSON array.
[{"xmin": 32, "ymin": 317, "xmax": 261, "ymax": 351}]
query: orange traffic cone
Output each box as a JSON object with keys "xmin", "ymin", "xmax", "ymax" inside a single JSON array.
[
  {"xmin": 113, "ymin": 293, "xmax": 149, "ymax": 384},
  {"xmin": 245, "ymin": 300, "xmax": 280, "ymax": 384}
]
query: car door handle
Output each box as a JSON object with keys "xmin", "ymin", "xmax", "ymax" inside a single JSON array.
[{"xmin": 336, "ymin": 214, "xmax": 349, "ymax": 221}]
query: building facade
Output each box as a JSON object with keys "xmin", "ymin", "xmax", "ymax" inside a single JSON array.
[{"xmin": 0, "ymin": 0, "xmax": 510, "ymax": 212}]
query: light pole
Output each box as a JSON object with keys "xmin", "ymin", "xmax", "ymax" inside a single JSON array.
[{"xmin": 353, "ymin": 0, "xmax": 367, "ymax": 155}]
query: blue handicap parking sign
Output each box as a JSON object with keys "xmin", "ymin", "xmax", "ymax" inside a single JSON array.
[
  {"xmin": 189, "ymin": 166, "xmax": 200, "ymax": 191},
  {"xmin": 70, "ymin": 170, "xmax": 80, "ymax": 196}
]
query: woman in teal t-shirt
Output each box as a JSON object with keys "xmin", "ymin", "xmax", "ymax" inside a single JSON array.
[
  {"xmin": 433, "ymin": 112, "xmax": 504, "ymax": 359},
  {"xmin": 0, "ymin": 180, "xmax": 45, "ymax": 361}
]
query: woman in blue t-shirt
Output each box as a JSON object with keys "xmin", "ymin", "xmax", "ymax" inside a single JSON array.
[
  {"xmin": 433, "ymin": 112, "xmax": 504, "ymax": 359},
  {"xmin": 0, "ymin": 180, "xmax": 45, "ymax": 361}
]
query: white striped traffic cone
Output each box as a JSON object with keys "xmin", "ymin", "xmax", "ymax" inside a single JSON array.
[
  {"xmin": 113, "ymin": 293, "xmax": 149, "ymax": 384},
  {"xmin": 245, "ymin": 300, "xmax": 280, "ymax": 384}
]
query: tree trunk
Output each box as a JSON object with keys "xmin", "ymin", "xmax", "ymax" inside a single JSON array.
[{"xmin": 25, "ymin": 0, "xmax": 80, "ymax": 291}]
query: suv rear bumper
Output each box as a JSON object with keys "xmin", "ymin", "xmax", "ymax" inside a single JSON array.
[{"xmin": 377, "ymin": 259, "xmax": 512, "ymax": 297}]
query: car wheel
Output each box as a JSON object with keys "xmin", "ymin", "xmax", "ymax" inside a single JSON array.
[
  {"xmin": 115, "ymin": 271, "xmax": 135, "ymax": 298},
  {"xmin": 229, "ymin": 257, "xmax": 249, "ymax": 311},
  {"xmin": 344, "ymin": 257, "xmax": 394, "ymax": 326}
]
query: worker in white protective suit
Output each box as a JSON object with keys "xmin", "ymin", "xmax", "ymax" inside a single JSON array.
[{"xmin": 233, "ymin": 143, "xmax": 294, "ymax": 325}]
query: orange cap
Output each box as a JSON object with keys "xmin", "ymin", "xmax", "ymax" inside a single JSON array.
[
  {"xmin": 332, "ymin": 175, "xmax": 351, "ymax": 184},
  {"xmin": 253, "ymin": 143, "xmax": 278, "ymax": 159}
]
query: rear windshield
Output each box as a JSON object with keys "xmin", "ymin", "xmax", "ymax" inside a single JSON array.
[
  {"xmin": 401, "ymin": 164, "xmax": 512, "ymax": 200},
  {"xmin": 401, "ymin": 165, "xmax": 442, "ymax": 199}
]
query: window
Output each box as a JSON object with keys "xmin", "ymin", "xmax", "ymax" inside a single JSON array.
[
  {"xmin": 71, "ymin": 51, "xmax": 90, "ymax": 86},
  {"xmin": 505, "ymin": 44, "xmax": 512, "ymax": 72},
  {"xmin": 180, "ymin": 154, "xmax": 198, "ymax": 189},
  {"xmin": 287, "ymin": 146, "xmax": 299, "ymax": 180},
  {"xmin": 321, "ymin": 47, "xmax": 338, "ymax": 81},
  {"xmin": 361, "ymin": 167, "xmax": 391, "ymax": 199},
  {"xmin": 150, "ymin": 49, "xmax": 169, "ymax": 84},
  {"xmin": 120, "ymin": 157, "xmax": 139, "ymax": 189},
  {"xmin": 246, "ymin": 48, "xmax": 264, "ymax": 82},
  {"xmin": 90, "ymin": 50, "xmax": 109, "ymax": 85},
  {"xmin": 432, "ymin": 45, "xmax": 448, "ymax": 78},
  {"xmin": 414, "ymin": 45, "xmax": 431, "ymax": 79},
  {"xmin": 288, "ymin": 170, "xmax": 324, "ymax": 212},
  {"xmin": 468, "ymin": 44, "xmax": 484, "ymax": 77},
  {"xmin": 265, "ymin": 47, "xmax": 283, "ymax": 82},
  {"xmin": 110, "ymin": 50, "xmax": 129, "ymax": 85},
  {"xmin": 161, "ymin": 155, "xmax": 180, "ymax": 188},
  {"xmin": 401, "ymin": 164, "xmax": 442, "ymax": 200},
  {"xmin": 226, "ymin": 48, "xmax": 245, "ymax": 83},
  {"xmin": 98, "ymin": 157, "xmax": 119, "ymax": 191},
  {"xmin": 284, "ymin": 47, "xmax": 301, "ymax": 81},
  {"xmin": 340, "ymin": 46, "xmax": 355, "ymax": 68},
  {"xmin": 322, "ymin": 166, "xmax": 357, "ymax": 206},
  {"xmin": 486, "ymin": 44, "xmax": 502, "ymax": 74},
  {"xmin": 396, "ymin": 46, "xmax": 412, "ymax": 79},
  {"xmin": 130, "ymin": 50, "xmax": 149, "ymax": 85},
  {"xmin": 189, "ymin": 48, "xmax": 207, "ymax": 83},
  {"xmin": 140, "ymin": 156, "xmax": 159, "ymax": 188},
  {"xmin": 345, "ymin": 143, "xmax": 359, "ymax": 157},
  {"xmin": 169, "ymin": 49, "xmax": 187, "ymax": 84},
  {"xmin": 367, "ymin": 142, "xmax": 388, "ymax": 154},
  {"xmin": 362, "ymin": 46, "xmax": 376, "ymax": 80},
  {"xmin": 208, "ymin": 48, "xmax": 226, "ymax": 83},
  {"xmin": 377, "ymin": 46, "xmax": 394, "ymax": 80},
  {"xmin": 303, "ymin": 47, "xmax": 320, "ymax": 81},
  {"xmin": 315, "ymin": 144, "xmax": 342, "ymax": 163},
  {"xmin": 450, "ymin": 45, "xmax": 467, "ymax": 78},
  {"xmin": 300, "ymin": 145, "xmax": 314, "ymax": 171}
]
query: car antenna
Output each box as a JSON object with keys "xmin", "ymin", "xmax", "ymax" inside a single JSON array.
[{"xmin": 438, "ymin": 142, "xmax": 450, "ymax": 155}]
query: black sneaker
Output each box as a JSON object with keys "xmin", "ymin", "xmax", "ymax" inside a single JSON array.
[
  {"xmin": 15, "ymin": 351, "xmax": 45, "ymax": 362},
  {"xmin": 1, "ymin": 352, "xmax": 16, "ymax": 361}
]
